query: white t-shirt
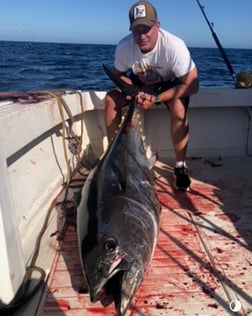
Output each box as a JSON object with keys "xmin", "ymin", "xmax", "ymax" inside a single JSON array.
[{"xmin": 114, "ymin": 28, "xmax": 195, "ymax": 84}]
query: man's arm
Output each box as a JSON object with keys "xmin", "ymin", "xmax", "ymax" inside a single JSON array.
[
  {"xmin": 158, "ymin": 67, "xmax": 199, "ymax": 102},
  {"xmin": 136, "ymin": 67, "xmax": 199, "ymax": 109}
]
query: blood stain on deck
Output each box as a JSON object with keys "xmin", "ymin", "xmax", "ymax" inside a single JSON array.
[{"xmin": 42, "ymin": 158, "xmax": 252, "ymax": 315}]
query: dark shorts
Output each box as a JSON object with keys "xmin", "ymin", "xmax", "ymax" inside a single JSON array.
[{"xmin": 129, "ymin": 73, "xmax": 190, "ymax": 111}]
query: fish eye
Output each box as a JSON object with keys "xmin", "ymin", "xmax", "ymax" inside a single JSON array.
[{"xmin": 103, "ymin": 237, "xmax": 117, "ymax": 252}]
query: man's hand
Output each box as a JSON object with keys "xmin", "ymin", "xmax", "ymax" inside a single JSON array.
[{"xmin": 137, "ymin": 92, "xmax": 155, "ymax": 109}]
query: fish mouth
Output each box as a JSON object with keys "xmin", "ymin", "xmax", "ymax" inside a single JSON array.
[
  {"xmin": 91, "ymin": 267, "xmax": 124, "ymax": 307},
  {"xmin": 95, "ymin": 270, "xmax": 124, "ymax": 307},
  {"xmin": 90, "ymin": 260, "xmax": 141, "ymax": 316}
]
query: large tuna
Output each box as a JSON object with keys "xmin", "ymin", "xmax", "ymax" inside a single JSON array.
[{"xmin": 77, "ymin": 98, "xmax": 161, "ymax": 315}]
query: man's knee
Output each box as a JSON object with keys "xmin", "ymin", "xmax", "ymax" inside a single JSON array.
[
  {"xmin": 167, "ymin": 98, "xmax": 187, "ymax": 121},
  {"xmin": 168, "ymin": 96, "xmax": 189, "ymax": 109},
  {"xmin": 105, "ymin": 89, "xmax": 126, "ymax": 112}
]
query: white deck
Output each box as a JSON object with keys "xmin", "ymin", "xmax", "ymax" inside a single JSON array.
[{"xmin": 13, "ymin": 155, "xmax": 252, "ymax": 316}]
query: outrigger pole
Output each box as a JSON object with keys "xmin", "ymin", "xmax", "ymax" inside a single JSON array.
[{"xmin": 196, "ymin": 0, "xmax": 236, "ymax": 80}]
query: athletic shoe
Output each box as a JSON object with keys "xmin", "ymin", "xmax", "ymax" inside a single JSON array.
[{"xmin": 174, "ymin": 166, "xmax": 191, "ymax": 190}]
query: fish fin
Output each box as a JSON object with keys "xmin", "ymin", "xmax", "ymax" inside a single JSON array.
[{"xmin": 148, "ymin": 150, "xmax": 159, "ymax": 169}]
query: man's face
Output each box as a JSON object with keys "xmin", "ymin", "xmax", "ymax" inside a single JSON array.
[{"xmin": 132, "ymin": 22, "xmax": 160, "ymax": 53}]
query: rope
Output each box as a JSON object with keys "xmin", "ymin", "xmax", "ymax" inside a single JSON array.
[
  {"xmin": 30, "ymin": 89, "xmax": 84, "ymax": 183},
  {"xmin": 0, "ymin": 89, "xmax": 84, "ymax": 314},
  {"xmin": 70, "ymin": 90, "xmax": 85, "ymax": 166},
  {"xmin": 32, "ymin": 90, "xmax": 72, "ymax": 184},
  {"xmin": 188, "ymin": 213, "xmax": 247, "ymax": 315}
]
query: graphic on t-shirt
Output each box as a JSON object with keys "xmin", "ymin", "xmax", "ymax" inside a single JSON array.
[{"xmin": 132, "ymin": 61, "xmax": 162, "ymax": 86}]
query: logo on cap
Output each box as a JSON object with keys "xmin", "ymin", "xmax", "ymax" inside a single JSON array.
[
  {"xmin": 129, "ymin": 1, "xmax": 157, "ymax": 30},
  {"xmin": 134, "ymin": 5, "xmax": 147, "ymax": 19}
]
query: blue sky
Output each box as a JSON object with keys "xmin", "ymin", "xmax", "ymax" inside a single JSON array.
[{"xmin": 0, "ymin": 0, "xmax": 252, "ymax": 48}]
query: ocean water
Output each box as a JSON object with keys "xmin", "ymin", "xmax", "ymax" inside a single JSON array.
[{"xmin": 0, "ymin": 40, "xmax": 252, "ymax": 92}]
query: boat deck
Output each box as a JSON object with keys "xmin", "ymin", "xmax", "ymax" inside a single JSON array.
[{"xmin": 16, "ymin": 155, "xmax": 252, "ymax": 316}]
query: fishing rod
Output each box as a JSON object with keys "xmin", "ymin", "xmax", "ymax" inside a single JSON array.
[{"xmin": 196, "ymin": 0, "xmax": 236, "ymax": 80}]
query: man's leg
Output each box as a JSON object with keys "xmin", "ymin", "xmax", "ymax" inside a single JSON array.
[
  {"xmin": 167, "ymin": 98, "xmax": 191, "ymax": 190},
  {"xmin": 104, "ymin": 90, "xmax": 126, "ymax": 144},
  {"xmin": 167, "ymin": 98, "xmax": 189, "ymax": 161}
]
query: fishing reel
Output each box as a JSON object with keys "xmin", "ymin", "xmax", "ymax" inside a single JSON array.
[{"xmin": 235, "ymin": 71, "xmax": 252, "ymax": 89}]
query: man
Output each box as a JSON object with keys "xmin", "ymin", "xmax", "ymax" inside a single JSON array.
[{"xmin": 104, "ymin": 0, "xmax": 199, "ymax": 190}]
